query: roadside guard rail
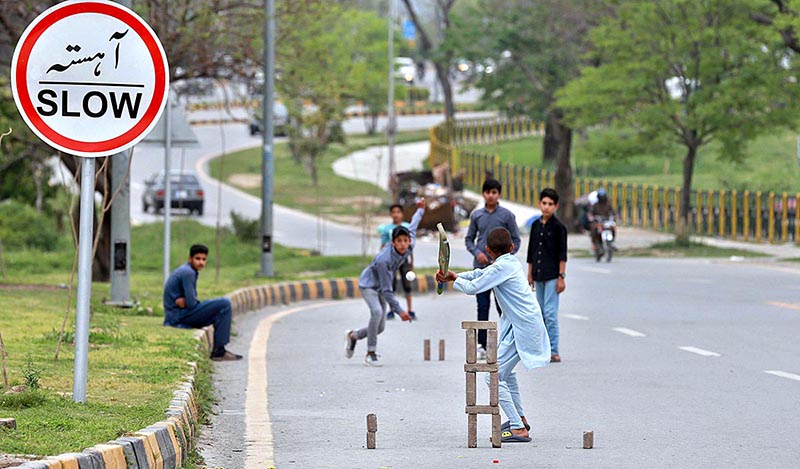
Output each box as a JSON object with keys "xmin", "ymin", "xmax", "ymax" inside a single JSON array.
[{"xmin": 430, "ymin": 117, "xmax": 800, "ymax": 244}]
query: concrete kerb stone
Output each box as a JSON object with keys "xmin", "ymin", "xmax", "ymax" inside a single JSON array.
[{"xmin": 227, "ymin": 274, "xmax": 451, "ymax": 315}]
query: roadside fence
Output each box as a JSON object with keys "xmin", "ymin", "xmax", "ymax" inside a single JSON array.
[{"xmin": 430, "ymin": 117, "xmax": 800, "ymax": 244}]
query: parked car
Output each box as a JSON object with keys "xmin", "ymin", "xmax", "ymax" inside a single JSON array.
[
  {"xmin": 394, "ymin": 57, "xmax": 416, "ymax": 84},
  {"xmin": 249, "ymin": 101, "xmax": 289, "ymax": 136},
  {"xmin": 142, "ymin": 170, "xmax": 204, "ymax": 215}
]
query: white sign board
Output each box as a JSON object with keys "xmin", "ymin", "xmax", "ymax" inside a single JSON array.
[{"xmin": 10, "ymin": 0, "xmax": 169, "ymax": 157}]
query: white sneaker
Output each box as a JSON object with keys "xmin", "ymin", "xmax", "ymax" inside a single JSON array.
[
  {"xmin": 477, "ymin": 346, "xmax": 487, "ymax": 361},
  {"xmin": 345, "ymin": 330, "xmax": 356, "ymax": 359},
  {"xmin": 364, "ymin": 353, "xmax": 382, "ymax": 367}
]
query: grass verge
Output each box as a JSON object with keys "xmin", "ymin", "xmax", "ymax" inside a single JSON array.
[
  {"xmin": 569, "ymin": 240, "xmax": 767, "ymax": 258},
  {"xmin": 208, "ymin": 130, "xmax": 430, "ymax": 220},
  {"xmin": 0, "ymin": 220, "xmax": 369, "ymax": 456}
]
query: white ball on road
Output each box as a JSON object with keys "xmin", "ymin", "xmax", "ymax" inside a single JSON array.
[{"xmin": 405, "ymin": 271, "xmax": 416, "ymax": 282}]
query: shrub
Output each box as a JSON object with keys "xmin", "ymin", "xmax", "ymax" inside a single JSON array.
[
  {"xmin": 230, "ymin": 210, "xmax": 260, "ymax": 242},
  {"xmin": 407, "ymin": 86, "xmax": 430, "ymax": 102},
  {"xmin": 0, "ymin": 200, "xmax": 59, "ymax": 251}
]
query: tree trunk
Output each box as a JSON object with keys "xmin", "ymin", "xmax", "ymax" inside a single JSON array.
[
  {"xmin": 543, "ymin": 112, "xmax": 558, "ymax": 165},
  {"xmin": 433, "ymin": 62, "xmax": 455, "ymax": 120},
  {"xmin": 677, "ymin": 144, "xmax": 698, "ymax": 243},
  {"xmin": 551, "ymin": 109, "xmax": 575, "ymax": 230},
  {"xmin": 364, "ymin": 112, "xmax": 378, "ymax": 135}
]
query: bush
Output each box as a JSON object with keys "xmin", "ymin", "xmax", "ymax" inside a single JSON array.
[
  {"xmin": 407, "ymin": 86, "xmax": 430, "ymax": 102},
  {"xmin": 0, "ymin": 200, "xmax": 59, "ymax": 251},
  {"xmin": 230, "ymin": 210, "xmax": 260, "ymax": 242}
]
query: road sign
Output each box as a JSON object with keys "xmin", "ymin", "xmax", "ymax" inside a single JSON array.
[
  {"xmin": 10, "ymin": 0, "xmax": 169, "ymax": 157},
  {"xmin": 403, "ymin": 20, "xmax": 415, "ymax": 40}
]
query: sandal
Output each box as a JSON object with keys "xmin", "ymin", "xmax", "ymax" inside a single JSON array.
[{"xmin": 501, "ymin": 430, "xmax": 531, "ymax": 443}]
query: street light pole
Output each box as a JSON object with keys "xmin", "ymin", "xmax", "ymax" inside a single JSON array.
[
  {"xmin": 260, "ymin": 0, "xmax": 275, "ymax": 276},
  {"xmin": 387, "ymin": 0, "xmax": 396, "ymax": 178}
]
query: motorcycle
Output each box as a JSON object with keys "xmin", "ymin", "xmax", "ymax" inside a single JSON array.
[{"xmin": 593, "ymin": 216, "xmax": 617, "ymax": 262}]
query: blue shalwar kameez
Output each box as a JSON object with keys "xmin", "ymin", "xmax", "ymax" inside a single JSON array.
[{"xmin": 453, "ymin": 252, "xmax": 550, "ymax": 430}]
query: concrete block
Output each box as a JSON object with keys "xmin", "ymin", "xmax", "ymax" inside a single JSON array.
[
  {"xmin": 423, "ymin": 339, "xmax": 430, "ymax": 361},
  {"xmin": 583, "ymin": 431, "xmax": 594, "ymax": 449},
  {"xmin": 0, "ymin": 417, "xmax": 16, "ymax": 429}
]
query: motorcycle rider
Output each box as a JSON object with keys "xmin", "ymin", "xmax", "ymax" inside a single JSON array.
[{"xmin": 588, "ymin": 189, "xmax": 617, "ymax": 256}]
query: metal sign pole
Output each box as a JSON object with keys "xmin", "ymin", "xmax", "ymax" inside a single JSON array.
[
  {"xmin": 163, "ymin": 95, "xmax": 173, "ymax": 283},
  {"xmin": 109, "ymin": 149, "xmax": 132, "ymax": 306},
  {"xmin": 260, "ymin": 0, "xmax": 275, "ymax": 276},
  {"xmin": 73, "ymin": 157, "xmax": 95, "ymax": 403},
  {"xmin": 387, "ymin": 0, "xmax": 396, "ymax": 177}
]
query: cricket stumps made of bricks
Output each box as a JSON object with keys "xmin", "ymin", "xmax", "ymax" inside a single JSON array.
[
  {"xmin": 366, "ymin": 414, "xmax": 378, "ymax": 449},
  {"xmin": 423, "ymin": 339, "xmax": 446, "ymax": 361},
  {"xmin": 462, "ymin": 320, "xmax": 501, "ymax": 448},
  {"xmin": 14, "ymin": 327, "xmax": 211, "ymax": 469},
  {"xmin": 228, "ymin": 274, "xmax": 452, "ymax": 315}
]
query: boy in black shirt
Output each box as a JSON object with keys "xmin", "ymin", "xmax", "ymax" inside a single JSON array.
[{"xmin": 526, "ymin": 188, "xmax": 567, "ymax": 363}]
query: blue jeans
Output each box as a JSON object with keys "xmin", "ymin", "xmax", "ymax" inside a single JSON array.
[
  {"xmin": 476, "ymin": 290, "xmax": 502, "ymax": 350},
  {"xmin": 534, "ymin": 279, "xmax": 559, "ymax": 355},
  {"xmin": 175, "ymin": 297, "xmax": 233, "ymax": 349},
  {"xmin": 486, "ymin": 341, "xmax": 526, "ymax": 429}
]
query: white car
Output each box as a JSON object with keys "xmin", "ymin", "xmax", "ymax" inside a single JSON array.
[{"xmin": 394, "ymin": 57, "xmax": 416, "ymax": 84}]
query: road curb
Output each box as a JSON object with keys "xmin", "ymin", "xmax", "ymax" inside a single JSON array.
[
  {"xmin": 14, "ymin": 332, "xmax": 209, "ymax": 469},
  {"xmin": 227, "ymin": 274, "xmax": 451, "ymax": 314}
]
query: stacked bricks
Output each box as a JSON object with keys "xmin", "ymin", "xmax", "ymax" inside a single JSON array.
[
  {"xmin": 14, "ymin": 330, "xmax": 208, "ymax": 469},
  {"xmin": 462, "ymin": 320, "xmax": 501, "ymax": 448},
  {"xmin": 366, "ymin": 414, "xmax": 377, "ymax": 449}
]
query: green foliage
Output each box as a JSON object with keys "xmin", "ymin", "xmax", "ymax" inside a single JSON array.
[
  {"xmin": 22, "ymin": 356, "xmax": 42, "ymax": 389},
  {"xmin": 406, "ymin": 86, "xmax": 430, "ymax": 102},
  {"xmin": 230, "ymin": 211, "xmax": 260, "ymax": 243},
  {"xmin": 558, "ymin": 0, "xmax": 800, "ymax": 162},
  {"xmin": 0, "ymin": 389, "xmax": 46, "ymax": 410},
  {"xmin": 0, "ymin": 200, "xmax": 59, "ymax": 251}
]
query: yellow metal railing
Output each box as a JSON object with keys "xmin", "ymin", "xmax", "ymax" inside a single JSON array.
[{"xmin": 429, "ymin": 119, "xmax": 799, "ymax": 244}]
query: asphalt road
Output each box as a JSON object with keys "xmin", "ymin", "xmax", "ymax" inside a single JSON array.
[{"xmin": 198, "ymin": 256, "xmax": 800, "ymax": 468}]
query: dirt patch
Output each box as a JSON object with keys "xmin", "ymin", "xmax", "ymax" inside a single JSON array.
[{"xmin": 228, "ymin": 173, "xmax": 261, "ymax": 189}]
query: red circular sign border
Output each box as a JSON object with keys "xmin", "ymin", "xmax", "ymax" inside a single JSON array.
[{"xmin": 13, "ymin": 1, "xmax": 168, "ymax": 156}]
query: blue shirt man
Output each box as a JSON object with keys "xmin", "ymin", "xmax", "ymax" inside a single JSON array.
[
  {"xmin": 164, "ymin": 244, "xmax": 242, "ymax": 361},
  {"xmin": 465, "ymin": 178, "xmax": 521, "ymax": 357}
]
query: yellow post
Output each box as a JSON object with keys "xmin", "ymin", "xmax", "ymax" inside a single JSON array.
[
  {"xmin": 795, "ymin": 193, "xmax": 800, "ymax": 245},
  {"xmin": 718, "ymin": 190, "xmax": 726, "ymax": 237},
  {"xmin": 642, "ymin": 185, "xmax": 650, "ymax": 228},
  {"xmin": 538, "ymin": 122, "xmax": 545, "ymax": 136},
  {"xmin": 621, "ymin": 184, "xmax": 629, "ymax": 224},
  {"xmin": 548, "ymin": 172, "xmax": 555, "ymax": 188},
  {"xmin": 706, "ymin": 190, "xmax": 714, "ymax": 235},
  {"xmin": 743, "ymin": 190, "xmax": 750, "ymax": 241},
  {"xmin": 731, "ymin": 190, "xmax": 737, "ymax": 239},
  {"xmin": 696, "ymin": 191, "xmax": 703, "ymax": 234},
  {"xmin": 652, "ymin": 185, "xmax": 660, "ymax": 230},
  {"xmin": 632, "ymin": 187, "xmax": 639, "ymax": 226},
  {"xmin": 768, "ymin": 192, "xmax": 775, "ymax": 243},
  {"xmin": 755, "ymin": 191, "xmax": 762, "ymax": 242},
  {"xmin": 452, "ymin": 147, "xmax": 460, "ymax": 173},
  {"xmin": 674, "ymin": 188, "xmax": 680, "ymax": 230},
  {"xmin": 781, "ymin": 192, "xmax": 789, "ymax": 242}
]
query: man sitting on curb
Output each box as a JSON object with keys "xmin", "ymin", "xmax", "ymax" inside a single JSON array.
[{"xmin": 163, "ymin": 244, "xmax": 243, "ymax": 361}]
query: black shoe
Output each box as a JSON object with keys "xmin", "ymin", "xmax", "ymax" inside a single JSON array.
[
  {"xmin": 409, "ymin": 311, "xmax": 417, "ymax": 320},
  {"xmin": 211, "ymin": 349, "xmax": 243, "ymax": 361}
]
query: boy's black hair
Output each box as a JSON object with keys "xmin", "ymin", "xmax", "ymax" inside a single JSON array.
[
  {"xmin": 482, "ymin": 178, "xmax": 502, "ymax": 193},
  {"xmin": 190, "ymin": 244, "xmax": 209, "ymax": 257},
  {"xmin": 486, "ymin": 227, "xmax": 513, "ymax": 255},
  {"xmin": 540, "ymin": 188, "xmax": 559, "ymax": 204},
  {"xmin": 391, "ymin": 225, "xmax": 411, "ymax": 240},
  {"xmin": 389, "ymin": 204, "xmax": 403, "ymax": 212}
]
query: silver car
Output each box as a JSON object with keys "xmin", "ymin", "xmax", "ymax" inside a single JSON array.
[{"xmin": 142, "ymin": 170, "xmax": 204, "ymax": 215}]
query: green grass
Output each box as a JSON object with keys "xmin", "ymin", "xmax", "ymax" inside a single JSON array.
[
  {"xmin": 0, "ymin": 221, "xmax": 369, "ymax": 456},
  {"xmin": 209, "ymin": 130, "xmax": 430, "ymax": 219},
  {"xmin": 463, "ymin": 128, "xmax": 800, "ymax": 193}
]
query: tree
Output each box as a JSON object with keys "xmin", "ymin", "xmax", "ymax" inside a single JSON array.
[
  {"xmin": 0, "ymin": 0, "xmax": 264, "ymax": 280},
  {"xmin": 401, "ymin": 0, "xmax": 458, "ymax": 120},
  {"xmin": 451, "ymin": 0, "xmax": 603, "ymax": 226},
  {"xmin": 346, "ymin": 11, "xmax": 392, "ymax": 135},
  {"xmin": 558, "ymin": 0, "xmax": 800, "ymax": 239}
]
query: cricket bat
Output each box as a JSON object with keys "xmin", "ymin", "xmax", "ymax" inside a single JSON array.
[{"xmin": 436, "ymin": 223, "xmax": 450, "ymax": 295}]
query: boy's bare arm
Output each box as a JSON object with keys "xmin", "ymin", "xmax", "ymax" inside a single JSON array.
[{"xmin": 435, "ymin": 270, "xmax": 458, "ymax": 283}]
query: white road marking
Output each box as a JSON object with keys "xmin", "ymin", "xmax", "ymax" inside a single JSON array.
[
  {"xmin": 563, "ymin": 314, "xmax": 590, "ymax": 321},
  {"xmin": 581, "ymin": 266, "xmax": 612, "ymax": 274},
  {"xmin": 678, "ymin": 346, "xmax": 721, "ymax": 357},
  {"xmin": 767, "ymin": 301, "xmax": 800, "ymax": 312},
  {"xmin": 764, "ymin": 370, "xmax": 800, "ymax": 382},
  {"xmin": 245, "ymin": 302, "xmax": 335, "ymax": 469},
  {"xmin": 612, "ymin": 327, "xmax": 647, "ymax": 337}
]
